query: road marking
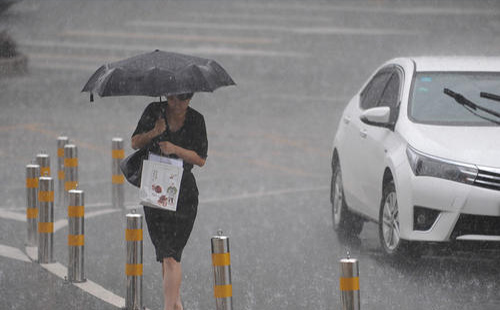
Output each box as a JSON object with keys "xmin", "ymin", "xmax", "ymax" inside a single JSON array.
[
  {"xmin": 230, "ymin": 2, "xmax": 500, "ymax": 16},
  {"xmin": 128, "ymin": 20, "xmax": 419, "ymax": 36},
  {"xmin": 200, "ymin": 186, "xmax": 329, "ymax": 204},
  {"xmin": 0, "ymin": 210, "xmax": 26, "ymax": 222},
  {"xmin": 0, "ymin": 186, "xmax": 329, "ymax": 217},
  {"xmin": 53, "ymin": 209, "xmax": 120, "ymax": 233},
  {"xmin": 183, "ymin": 11, "xmax": 333, "ymax": 23},
  {"xmin": 28, "ymin": 62, "xmax": 96, "ymax": 72},
  {"xmin": 29, "ymin": 52, "xmax": 119, "ymax": 63},
  {"xmin": 23, "ymin": 255, "xmax": 128, "ymax": 310},
  {"xmin": 0, "ymin": 208, "xmax": 119, "ymax": 228},
  {"xmin": 62, "ymin": 30, "xmax": 276, "ymax": 45},
  {"xmin": 20, "ymin": 40, "xmax": 306, "ymax": 58},
  {"xmin": 0, "ymin": 244, "xmax": 31, "ymax": 262},
  {"xmin": 294, "ymin": 27, "xmax": 418, "ymax": 35}
]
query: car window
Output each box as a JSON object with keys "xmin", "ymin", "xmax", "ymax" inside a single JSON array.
[
  {"xmin": 378, "ymin": 73, "xmax": 400, "ymax": 108},
  {"xmin": 409, "ymin": 72, "xmax": 500, "ymax": 126},
  {"xmin": 360, "ymin": 71, "xmax": 392, "ymax": 110}
]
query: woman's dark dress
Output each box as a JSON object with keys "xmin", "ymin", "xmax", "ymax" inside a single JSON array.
[{"xmin": 132, "ymin": 101, "xmax": 208, "ymax": 262}]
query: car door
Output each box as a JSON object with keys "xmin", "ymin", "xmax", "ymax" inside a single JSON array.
[
  {"xmin": 339, "ymin": 69, "xmax": 393, "ymax": 217},
  {"xmin": 356, "ymin": 68, "xmax": 402, "ymax": 219}
]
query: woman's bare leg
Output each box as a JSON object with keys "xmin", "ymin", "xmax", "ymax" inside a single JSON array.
[{"xmin": 162, "ymin": 257, "xmax": 183, "ymax": 310}]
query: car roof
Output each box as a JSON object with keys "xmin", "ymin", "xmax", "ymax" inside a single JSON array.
[{"xmin": 408, "ymin": 56, "xmax": 500, "ymax": 72}]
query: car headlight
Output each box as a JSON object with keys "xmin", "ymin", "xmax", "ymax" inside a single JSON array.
[{"xmin": 406, "ymin": 145, "xmax": 478, "ymax": 184}]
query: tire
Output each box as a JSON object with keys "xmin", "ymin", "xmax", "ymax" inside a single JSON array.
[
  {"xmin": 331, "ymin": 162, "xmax": 363, "ymax": 237},
  {"xmin": 378, "ymin": 179, "xmax": 419, "ymax": 258}
]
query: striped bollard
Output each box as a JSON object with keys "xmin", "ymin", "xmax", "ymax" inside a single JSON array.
[
  {"xmin": 68, "ymin": 189, "xmax": 85, "ymax": 282},
  {"xmin": 36, "ymin": 153, "xmax": 50, "ymax": 177},
  {"xmin": 64, "ymin": 144, "xmax": 78, "ymax": 206},
  {"xmin": 26, "ymin": 164, "xmax": 40, "ymax": 246},
  {"xmin": 57, "ymin": 136, "xmax": 69, "ymax": 206},
  {"xmin": 38, "ymin": 177, "xmax": 54, "ymax": 264},
  {"xmin": 211, "ymin": 230, "xmax": 233, "ymax": 310},
  {"xmin": 112, "ymin": 138, "xmax": 125, "ymax": 208},
  {"xmin": 339, "ymin": 255, "xmax": 360, "ymax": 310},
  {"xmin": 125, "ymin": 212, "xmax": 143, "ymax": 310}
]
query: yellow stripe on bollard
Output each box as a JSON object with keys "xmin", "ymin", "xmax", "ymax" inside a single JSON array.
[
  {"xmin": 26, "ymin": 178, "xmax": 39, "ymax": 188},
  {"xmin": 65, "ymin": 181, "xmax": 78, "ymax": 191},
  {"xmin": 125, "ymin": 229, "xmax": 143, "ymax": 241},
  {"xmin": 68, "ymin": 234, "xmax": 84, "ymax": 246},
  {"xmin": 125, "ymin": 264, "xmax": 143, "ymax": 276},
  {"xmin": 112, "ymin": 174, "xmax": 125, "ymax": 184},
  {"xmin": 40, "ymin": 167, "xmax": 51, "ymax": 177},
  {"xmin": 212, "ymin": 253, "xmax": 231, "ymax": 266},
  {"xmin": 38, "ymin": 191, "xmax": 54, "ymax": 202},
  {"xmin": 340, "ymin": 277, "xmax": 360, "ymax": 291},
  {"xmin": 214, "ymin": 284, "xmax": 232, "ymax": 298},
  {"xmin": 68, "ymin": 205, "xmax": 84, "ymax": 217},
  {"xmin": 64, "ymin": 158, "xmax": 78, "ymax": 167},
  {"xmin": 58, "ymin": 170, "xmax": 65, "ymax": 180},
  {"xmin": 112, "ymin": 149, "xmax": 125, "ymax": 159},
  {"xmin": 58, "ymin": 148, "xmax": 64, "ymax": 157},
  {"xmin": 26, "ymin": 208, "xmax": 38, "ymax": 219},
  {"xmin": 38, "ymin": 222, "xmax": 54, "ymax": 233}
]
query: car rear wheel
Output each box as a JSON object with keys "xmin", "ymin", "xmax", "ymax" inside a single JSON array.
[{"xmin": 331, "ymin": 162, "xmax": 363, "ymax": 237}]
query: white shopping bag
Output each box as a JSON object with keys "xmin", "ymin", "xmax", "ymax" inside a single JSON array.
[{"xmin": 139, "ymin": 158, "xmax": 183, "ymax": 211}]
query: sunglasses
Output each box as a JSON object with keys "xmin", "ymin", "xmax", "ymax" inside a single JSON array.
[{"xmin": 175, "ymin": 93, "xmax": 194, "ymax": 101}]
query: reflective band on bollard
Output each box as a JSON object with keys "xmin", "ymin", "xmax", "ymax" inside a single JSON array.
[
  {"xmin": 211, "ymin": 231, "xmax": 233, "ymax": 310},
  {"xmin": 36, "ymin": 153, "xmax": 51, "ymax": 177},
  {"xmin": 112, "ymin": 138, "xmax": 124, "ymax": 209},
  {"xmin": 64, "ymin": 144, "xmax": 78, "ymax": 206},
  {"xmin": 57, "ymin": 136, "xmax": 69, "ymax": 207},
  {"xmin": 125, "ymin": 212, "xmax": 143, "ymax": 310},
  {"xmin": 340, "ymin": 257, "xmax": 360, "ymax": 310},
  {"xmin": 68, "ymin": 189, "xmax": 85, "ymax": 283},
  {"xmin": 38, "ymin": 177, "xmax": 54, "ymax": 264},
  {"xmin": 26, "ymin": 164, "xmax": 40, "ymax": 246}
]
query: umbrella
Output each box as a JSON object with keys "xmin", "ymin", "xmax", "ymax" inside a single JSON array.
[{"xmin": 82, "ymin": 50, "xmax": 235, "ymax": 101}]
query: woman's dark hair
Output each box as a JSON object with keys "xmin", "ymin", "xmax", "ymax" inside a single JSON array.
[{"xmin": 176, "ymin": 93, "xmax": 194, "ymax": 101}]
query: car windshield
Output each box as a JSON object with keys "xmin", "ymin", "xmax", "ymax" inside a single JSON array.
[{"xmin": 409, "ymin": 72, "xmax": 500, "ymax": 126}]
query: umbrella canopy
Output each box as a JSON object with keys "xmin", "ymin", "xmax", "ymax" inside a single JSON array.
[{"xmin": 82, "ymin": 50, "xmax": 235, "ymax": 100}]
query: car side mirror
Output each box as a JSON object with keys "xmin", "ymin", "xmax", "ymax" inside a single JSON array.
[{"xmin": 360, "ymin": 106, "xmax": 392, "ymax": 128}]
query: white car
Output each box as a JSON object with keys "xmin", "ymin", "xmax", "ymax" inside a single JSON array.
[{"xmin": 331, "ymin": 57, "xmax": 500, "ymax": 256}]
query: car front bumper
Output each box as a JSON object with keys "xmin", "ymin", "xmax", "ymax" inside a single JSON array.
[{"xmin": 395, "ymin": 162, "xmax": 500, "ymax": 242}]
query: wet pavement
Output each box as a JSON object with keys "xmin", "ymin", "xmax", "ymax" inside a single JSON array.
[{"xmin": 1, "ymin": 0, "xmax": 500, "ymax": 309}]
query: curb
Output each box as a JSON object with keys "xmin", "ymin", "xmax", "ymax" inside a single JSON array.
[{"xmin": 0, "ymin": 54, "xmax": 28, "ymax": 76}]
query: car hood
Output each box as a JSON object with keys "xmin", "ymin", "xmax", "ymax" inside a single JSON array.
[{"xmin": 404, "ymin": 124, "xmax": 500, "ymax": 168}]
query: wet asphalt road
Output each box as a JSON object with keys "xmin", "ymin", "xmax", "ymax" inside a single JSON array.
[{"xmin": 1, "ymin": 0, "xmax": 500, "ymax": 309}]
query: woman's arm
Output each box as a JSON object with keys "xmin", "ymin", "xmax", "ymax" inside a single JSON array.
[
  {"xmin": 158, "ymin": 141, "xmax": 206, "ymax": 167},
  {"xmin": 131, "ymin": 118, "xmax": 166, "ymax": 150}
]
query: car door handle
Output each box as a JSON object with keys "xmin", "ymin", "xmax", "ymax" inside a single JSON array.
[
  {"xmin": 343, "ymin": 116, "xmax": 351, "ymax": 124},
  {"xmin": 360, "ymin": 129, "xmax": 367, "ymax": 138}
]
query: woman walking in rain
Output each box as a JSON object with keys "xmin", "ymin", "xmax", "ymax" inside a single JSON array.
[{"xmin": 131, "ymin": 92, "xmax": 208, "ymax": 310}]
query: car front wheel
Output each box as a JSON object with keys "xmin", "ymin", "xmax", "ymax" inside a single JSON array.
[{"xmin": 378, "ymin": 179, "xmax": 419, "ymax": 258}]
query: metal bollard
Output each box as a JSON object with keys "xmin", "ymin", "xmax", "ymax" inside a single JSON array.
[
  {"xmin": 57, "ymin": 136, "xmax": 69, "ymax": 206},
  {"xmin": 38, "ymin": 177, "xmax": 55, "ymax": 264},
  {"xmin": 68, "ymin": 189, "xmax": 85, "ymax": 282},
  {"xmin": 26, "ymin": 164, "xmax": 40, "ymax": 246},
  {"xmin": 36, "ymin": 153, "xmax": 51, "ymax": 177},
  {"xmin": 64, "ymin": 144, "xmax": 78, "ymax": 206},
  {"xmin": 125, "ymin": 212, "xmax": 143, "ymax": 310},
  {"xmin": 211, "ymin": 230, "xmax": 233, "ymax": 310},
  {"xmin": 112, "ymin": 138, "xmax": 125, "ymax": 208},
  {"xmin": 339, "ymin": 255, "xmax": 360, "ymax": 310}
]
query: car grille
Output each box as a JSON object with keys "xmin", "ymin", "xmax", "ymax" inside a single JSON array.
[
  {"xmin": 451, "ymin": 214, "xmax": 500, "ymax": 239},
  {"xmin": 473, "ymin": 166, "xmax": 500, "ymax": 191}
]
